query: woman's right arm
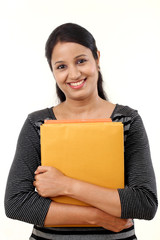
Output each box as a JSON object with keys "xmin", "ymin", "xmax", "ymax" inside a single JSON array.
[
  {"xmin": 4, "ymin": 116, "xmax": 52, "ymax": 226},
  {"xmin": 44, "ymin": 201, "xmax": 133, "ymax": 232}
]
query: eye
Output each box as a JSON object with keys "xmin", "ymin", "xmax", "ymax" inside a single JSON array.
[
  {"xmin": 57, "ymin": 64, "xmax": 66, "ymax": 70},
  {"xmin": 77, "ymin": 59, "xmax": 87, "ymax": 64}
]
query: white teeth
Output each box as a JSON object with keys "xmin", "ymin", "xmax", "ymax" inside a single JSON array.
[{"xmin": 70, "ymin": 79, "xmax": 84, "ymax": 86}]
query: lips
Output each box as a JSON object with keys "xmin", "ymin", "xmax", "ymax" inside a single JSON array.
[
  {"xmin": 70, "ymin": 79, "xmax": 85, "ymax": 86},
  {"xmin": 67, "ymin": 78, "xmax": 87, "ymax": 89}
]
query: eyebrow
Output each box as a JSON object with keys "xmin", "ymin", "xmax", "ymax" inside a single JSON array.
[{"xmin": 54, "ymin": 54, "xmax": 87, "ymax": 65}]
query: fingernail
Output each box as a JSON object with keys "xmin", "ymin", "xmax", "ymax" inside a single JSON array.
[{"xmin": 127, "ymin": 222, "xmax": 133, "ymax": 227}]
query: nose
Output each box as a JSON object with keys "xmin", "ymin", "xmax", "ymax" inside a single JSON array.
[{"xmin": 68, "ymin": 65, "xmax": 81, "ymax": 80}]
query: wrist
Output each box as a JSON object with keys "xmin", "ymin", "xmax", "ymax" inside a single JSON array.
[
  {"xmin": 63, "ymin": 176, "xmax": 75, "ymax": 196},
  {"xmin": 94, "ymin": 208, "xmax": 116, "ymax": 226},
  {"xmin": 87, "ymin": 207, "xmax": 100, "ymax": 225},
  {"xmin": 63, "ymin": 176, "xmax": 80, "ymax": 197}
]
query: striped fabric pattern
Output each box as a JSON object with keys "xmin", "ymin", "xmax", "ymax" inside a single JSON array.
[
  {"xmin": 4, "ymin": 104, "xmax": 158, "ymax": 240},
  {"xmin": 30, "ymin": 225, "xmax": 136, "ymax": 240}
]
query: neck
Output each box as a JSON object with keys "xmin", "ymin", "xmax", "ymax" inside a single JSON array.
[{"xmin": 62, "ymin": 95, "xmax": 105, "ymax": 118}]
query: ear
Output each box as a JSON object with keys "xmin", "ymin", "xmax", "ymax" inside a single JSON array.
[
  {"xmin": 97, "ymin": 50, "xmax": 100, "ymax": 61},
  {"xmin": 52, "ymin": 70, "xmax": 55, "ymax": 78},
  {"xmin": 96, "ymin": 50, "xmax": 100, "ymax": 69},
  {"xmin": 96, "ymin": 50, "xmax": 100, "ymax": 64}
]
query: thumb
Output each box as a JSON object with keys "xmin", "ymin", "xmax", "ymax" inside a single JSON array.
[{"xmin": 34, "ymin": 166, "xmax": 49, "ymax": 175}]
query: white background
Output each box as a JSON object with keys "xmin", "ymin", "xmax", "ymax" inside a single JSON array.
[{"xmin": 0, "ymin": 0, "xmax": 160, "ymax": 239}]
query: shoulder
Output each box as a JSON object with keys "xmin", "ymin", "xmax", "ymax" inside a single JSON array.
[
  {"xmin": 112, "ymin": 104, "xmax": 138, "ymax": 119},
  {"xmin": 26, "ymin": 107, "xmax": 54, "ymax": 135},
  {"xmin": 112, "ymin": 104, "xmax": 144, "ymax": 142},
  {"xmin": 111, "ymin": 103, "xmax": 141, "ymax": 124},
  {"xmin": 28, "ymin": 107, "xmax": 54, "ymax": 123}
]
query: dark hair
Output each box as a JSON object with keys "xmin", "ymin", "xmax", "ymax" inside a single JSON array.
[{"xmin": 45, "ymin": 23, "xmax": 108, "ymax": 102}]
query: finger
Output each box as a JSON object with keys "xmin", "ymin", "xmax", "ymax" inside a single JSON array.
[
  {"xmin": 34, "ymin": 166, "xmax": 49, "ymax": 175},
  {"xmin": 125, "ymin": 219, "xmax": 133, "ymax": 229}
]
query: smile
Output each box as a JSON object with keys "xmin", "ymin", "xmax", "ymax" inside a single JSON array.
[
  {"xmin": 67, "ymin": 78, "xmax": 87, "ymax": 89},
  {"xmin": 70, "ymin": 79, "xmax": 85, "ymax": 86}
]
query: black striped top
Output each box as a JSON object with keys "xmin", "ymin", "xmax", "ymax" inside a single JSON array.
[{"xmin": 4, "ymin": 104, "xmax": 158, "ymax": 240}]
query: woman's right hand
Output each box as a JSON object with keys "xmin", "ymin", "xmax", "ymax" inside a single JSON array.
[{"xmin": 94, "ymin": 208, "xmax": 133, "ymax": 232}]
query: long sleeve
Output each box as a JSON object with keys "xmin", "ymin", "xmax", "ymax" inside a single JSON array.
[
  {"xmin": 117, "ymin": 111, "xmax": 158, "ymax": 220},
  {"xmin": 4, "ymin": 116, "xmax": 52, "ymax": 226}
]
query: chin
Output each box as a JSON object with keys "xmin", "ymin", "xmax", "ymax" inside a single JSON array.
[{"xmin": 68, "ymin": 92, "xmax": 94, "ymax": 102}]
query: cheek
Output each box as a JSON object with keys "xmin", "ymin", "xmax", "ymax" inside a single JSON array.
[
  {"xmin": 87, "ymin": 64, "xmax": 98, "ymax": 81},
  {"xmin": 53, "ymin": 71, "xmax": 67, "ymax": 85},
  {"xmin": 85, "ymin": 61, "xmax": 98, "ymax": 75}
]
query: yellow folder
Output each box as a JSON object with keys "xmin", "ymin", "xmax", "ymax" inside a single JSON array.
[{"xmin": 40, "ymin": 119, "xmax": 124, "ymax": 227}]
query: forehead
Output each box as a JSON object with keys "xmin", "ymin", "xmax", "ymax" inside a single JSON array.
[{"xmin": 51, "ymin": 42, "xmax": 92, "ymax": 61}]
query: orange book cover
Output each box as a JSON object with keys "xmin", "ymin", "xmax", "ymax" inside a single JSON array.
[{"xmin": 40, "ymin": 119, "xmax": 124, "ymax": 227}]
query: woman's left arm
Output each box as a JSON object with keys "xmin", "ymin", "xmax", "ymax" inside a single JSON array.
[
  {"xmin": 34, "ymin": 166, "xmax": 121, "ymax": 217},
  {"xmin": 118, "ymin": 113, "xmax": 158, "ymax": 220},
  {"xmin": 34, "ymin": 112, "xmax": 158, "ymax": 220}
]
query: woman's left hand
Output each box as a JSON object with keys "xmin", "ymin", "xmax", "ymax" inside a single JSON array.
[{"xmin": 33, "ymin": 166, "xmax": 69, "ymax": 198}]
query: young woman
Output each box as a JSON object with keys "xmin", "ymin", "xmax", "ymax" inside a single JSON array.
[{"xmin": 5, "ymin": 23, "xmax": 158, "ymax": 240}]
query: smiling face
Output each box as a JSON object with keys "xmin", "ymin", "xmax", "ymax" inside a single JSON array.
[{"xmin": 51, "ymin": 42, "xmax": 100, "ymax": 101}]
